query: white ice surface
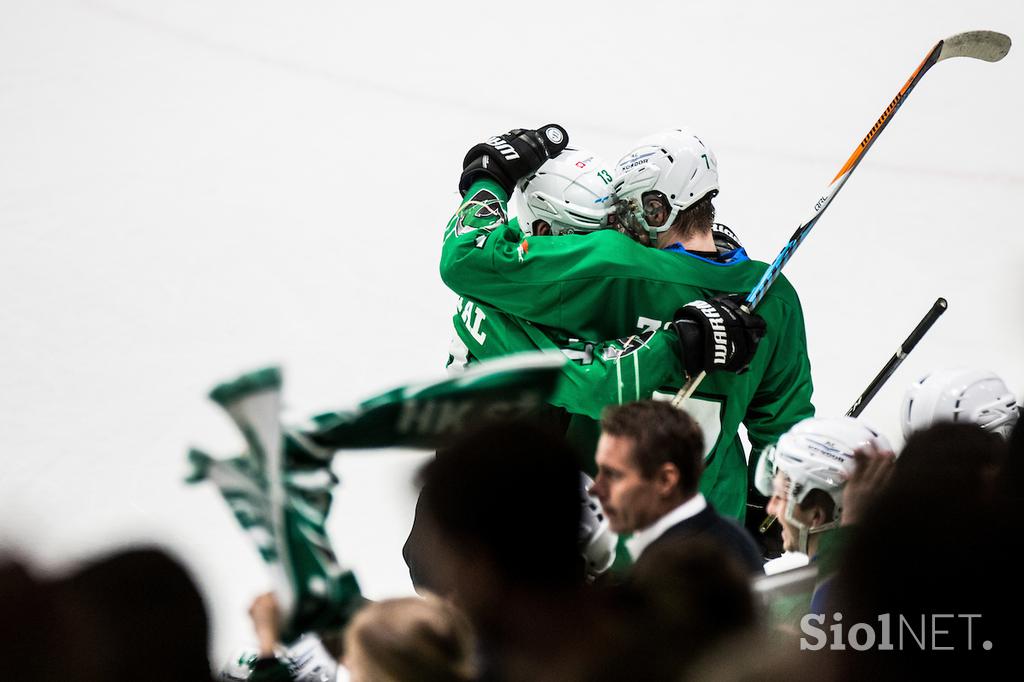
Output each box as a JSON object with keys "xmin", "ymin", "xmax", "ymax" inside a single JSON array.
[{"xmin": 2, "ymin": 0, "xmax": 1022, "ymax": 666}]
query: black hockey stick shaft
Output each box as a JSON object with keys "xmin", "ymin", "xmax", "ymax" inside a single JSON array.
[
  {"xmin": 846, "ymin": 297, "xmax": 948, "ymax": 417},
  {"xmin": 761, "ymin": 299, "xmax": 946, "ymax": 534}
]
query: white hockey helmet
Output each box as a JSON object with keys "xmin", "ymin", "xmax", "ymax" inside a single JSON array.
[
  {"xmin": 515, "ymin": 148, "xmax": 615, "ymax": 236},
  {"xmin": 579, "ymin": 472, "xmax": 617, "ymax": 579},
  {"xmin": 755, "ymin": 416, "xmax": 891, "ymax": 552},
  {"xmin": 612, "ymin": 128, "xmax": 719, "ymax": 244},
  {"xmin": 901, "ymin": 367, "xmax": 1019, "ymax": 440}
]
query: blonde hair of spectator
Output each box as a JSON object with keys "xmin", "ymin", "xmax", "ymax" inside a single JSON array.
[{"xmin": 343, "ymin": 592, "xmax": 478, "ymax": 682}]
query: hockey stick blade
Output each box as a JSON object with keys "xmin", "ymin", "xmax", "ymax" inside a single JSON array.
[
  {"xmin": 671, "ymin": 31, "xmax": 1009, "ymax": 407},
  {"xmin": 846, "ymin": 297, "xmax": 947, "ymax": 418},
  {"xmin": 938, "ymin": 31, "xmax": 1011, "ymax": 63},
  {"xmin": 749, "ymin": 31, "xmax": 1010, "ymax": 314}
]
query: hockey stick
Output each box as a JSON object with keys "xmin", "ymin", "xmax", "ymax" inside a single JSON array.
[
  {"xmin": 758, "ymin": 297, "xmax": 946, "ymax": 534},
  {"xmin": 672, "ymin": 30, "xmax": 1010, "ymax": 408},
  {"xmin": 846, "ymin": 297, "xmax": 947, "ymax": 417}
]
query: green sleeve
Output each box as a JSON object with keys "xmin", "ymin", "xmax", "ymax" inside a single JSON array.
[
  {"xmin": 547, "ymin": 330, "xmax": 683, "ymax": 420},
  {"xmin": 744, "ymin": 282, "xmax": 815, "ymax": 457},
  {"xmin": 448, "ymin": 296, "xmax": 683, "ymax": 421},
  {"xmin": 440, "ymin": 179, "xmax": 645, "ymax": 332}
]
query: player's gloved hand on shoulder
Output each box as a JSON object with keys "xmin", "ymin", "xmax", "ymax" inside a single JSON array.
[
  {"xmin": 459, "ymin": 124, "xmax": 569, "ymax": 196},
  {"xmin": 672, "ymin": 294, "xmax": 767, "ymax": 376}
]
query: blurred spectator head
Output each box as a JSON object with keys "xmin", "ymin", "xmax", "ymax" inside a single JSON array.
[
  {"xmin": 417, "ymin": 420, "xmax": 582, "ymax": 612},
  {"xmin": 590, "ymin": 400, "xmax": 704, "ymax": 534},
  {"xmin": 891, "ymin": 421, "xmax": 1006, "ymax": 502},
  {"xmin": 343, "ymin": 593, "xmax": 476, "ymax": 682},
  {"xmin": 0, "ymin": 558, "xmax": 76, "ymax": 681},
  {"xmin": 546, "ymin": 540, "xmax": 757, "ymax": 681},
  {"xmin": 55, "ymin": 547, "xmax": 211, "ymax": 681},
  {"xmin": 831, "ymin": 422, "xmax": 1009, "ymax": 676},
  {"xmin": 996, "ymin": 417, "xmax": 1023, "ymax": 507},
  {"xmin": 1, "ymin": 547, "xmax": 211, "ymax": 682},
  {"xmin": 685, "ymin": 629, "xmax": 836, "ymax": 682},
  {"xmin": 630, "ymin": 537, "xmax": 756, "ymax": 675}
]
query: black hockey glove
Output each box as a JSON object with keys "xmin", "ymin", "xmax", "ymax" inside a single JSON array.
[
  {"xmin": 459, "ymin": 124, "xmax": 569, "ymax": 196},
  {"xmin": 672, "ymin": 295, "xmax": 767, "ymax": 376},
  {"xmin": 711, "ymin": 223, "xmax": 743, "ymax": 252}
]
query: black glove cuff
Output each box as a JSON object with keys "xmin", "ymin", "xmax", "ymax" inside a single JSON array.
[{"xmin": 459, "ymin": 154, "xmax": 516, "ymax": 196}]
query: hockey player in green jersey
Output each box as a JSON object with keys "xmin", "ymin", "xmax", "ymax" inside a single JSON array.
[
  {"xmin": 446, "ymin": 146, "xmax": 760, "ymax": 465},
  {"xmin": 441, "ymin": 124, "xmax": 814, "ymax": 522},
  {"xmin": 446, "ymin": 147, "xmax": 698, "ymax": 427}
]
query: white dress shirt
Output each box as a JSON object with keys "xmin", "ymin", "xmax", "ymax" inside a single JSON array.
[{"xmin": 625, "ymin": 493, "xmax": 708, "ymax": 561}]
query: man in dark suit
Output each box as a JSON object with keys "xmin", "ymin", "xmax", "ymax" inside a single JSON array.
[{"xmin": 589, "ymin": 400, "xmax": 763, "ymax": 574}]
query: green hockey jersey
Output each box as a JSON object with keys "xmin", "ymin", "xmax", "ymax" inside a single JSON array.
[
  {"xmin": 447, "ymin": 293, "xmax": 682, "ymax": 476},
  {"xmin": 447, "ymin": 295, "xmax": 683, "ymax": 422},
  {"xmin": 440, "ymin": 179, "xmax": 814, "ymax": 519}
]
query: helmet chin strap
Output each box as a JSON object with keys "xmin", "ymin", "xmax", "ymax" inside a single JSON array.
[
  {"xmin": 784, "ymin": 493, "xmax": 841, "ymax": 556},
  {"xmin": 796, "ymin": 524, "xmax": 811, "ymax": 556},
  {"xmin": 782, "ymin": 488, "xmax": 812, "ymax": 555}
]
